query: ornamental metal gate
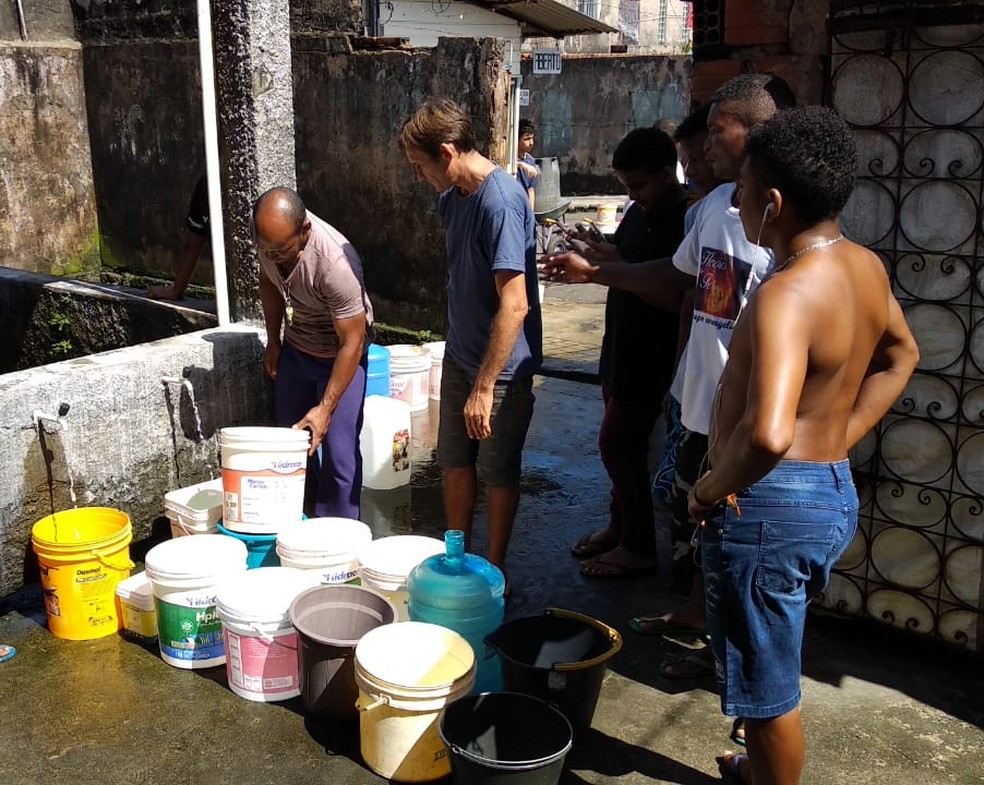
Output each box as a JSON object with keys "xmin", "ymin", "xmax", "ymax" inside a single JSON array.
[{"xmin": 819, "ymin": 4, "xmax": 984, "ymax": 653}]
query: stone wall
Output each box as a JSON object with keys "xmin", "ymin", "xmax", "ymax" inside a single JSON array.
[
  {"xmin": 293, "ymin": 35, "xmax": 510, "ymax": 333},
  {"xmin": 520, "ymin": 54, "xmax": 692, "ymax": 195},
  {"xmin": 0, "ymin": 1, "xmax": 99, "ymax": 277},
  {"xmin": 0, "ymin": 324, "xmax": 271, "ymax": 597}
]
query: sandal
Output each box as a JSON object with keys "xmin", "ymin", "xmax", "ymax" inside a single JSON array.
[
  {"xmin": 658, "ymin": 647, "xmax": 715, "ymax": 680},
  {"xmin": 716, "ymin": 751, "xmax": 749, "ymax": 784},
  {"xmin": 628, "ymin": 614, "xmax": 704, "ymax": 636},
  {"xmin": 570, "ymin": 531, "xmax": 617, "ymax": 559},
  {"xmin": 730, "ymin": 717, "xmax": 746, "ymax": 747}
]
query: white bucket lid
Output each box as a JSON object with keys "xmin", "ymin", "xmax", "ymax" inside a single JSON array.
[
  {"xmin": 216, "ymin": 567, "xmax": 318, "ymax": 622},
  {"xmin": 357, "ymin": 535, "xmax": 444, "ymax": 579},
  {"xmin": 424, "ymin": 340, "xmax": 446, "ymax": 360},
  {"xmin": 145, "ymin": 534, "xmax": 248, "ymax": 581},
  {"xmin": 356, "ymin": 621, "xmax": 475, "ymax": 690},
  {"xmin": 387, "ymin": 344, "xmax": 431, "ymax": 372},
  {"xmin": 116, "ymin": 571, "xmax": 154, "ymax": 607},
  {"xmin": 219, "ymin": 426, "xmax": 311, "ymax": 444},
  {"xmin": 276, "ymin": 518, "xmax": 372, "ymax": 556}
]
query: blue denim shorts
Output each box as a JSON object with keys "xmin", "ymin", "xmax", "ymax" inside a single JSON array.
[
  {"xmin": 700, "ymin": 460, "xmax": 859, "ymax": 719},
  {"xmin": 437, "ymin": 358, "xmax": 535, "ymax": 486}
]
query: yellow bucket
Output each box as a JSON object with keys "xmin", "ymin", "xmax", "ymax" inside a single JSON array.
[{"xmin": 31, "ymin": 507, "xmax": 134, "ymax": 640}]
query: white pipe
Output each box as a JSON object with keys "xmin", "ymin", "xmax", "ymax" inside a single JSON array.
[{"xmin": 197, "ymin": 0, "xmax": 231, "ymax": 326}]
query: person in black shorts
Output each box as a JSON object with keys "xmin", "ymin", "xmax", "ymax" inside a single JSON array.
[{"xmin": 147, "ymin": 174, "xmax": 209, "ymax": 300}]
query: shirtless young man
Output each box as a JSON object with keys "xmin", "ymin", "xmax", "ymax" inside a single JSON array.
[{"xmin": 687, "ymin": 106, "xmax": 919, "ymax": 785}]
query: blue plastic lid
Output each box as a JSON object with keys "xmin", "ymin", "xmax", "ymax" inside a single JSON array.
[{"xmin": 408, "ymin": 530, "xmax": 505, "ymax": 610}]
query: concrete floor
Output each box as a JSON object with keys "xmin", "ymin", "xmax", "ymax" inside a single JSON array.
[{"xmin": 1, "ymin": 284, "xmax": 982, "ymax": 784}]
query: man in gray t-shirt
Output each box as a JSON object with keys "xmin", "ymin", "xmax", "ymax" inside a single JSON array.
[
  {"xmin": 254, "ymin": 187, "xmax": 373, "ymax": 519},
  {"xmin": 400, "ymin": 98, "xmax": 542, "ymax": 591}
]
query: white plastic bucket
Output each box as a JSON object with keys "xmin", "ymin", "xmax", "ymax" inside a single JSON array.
[
  {"xmin": 115, "ymin": 571, "xmax": 157, "ymax": 641},
  {"xmin": 276, "ymin": 518, "xmax": 373, "ymax": 584},
  {"xmin": 145, "ymin": 534, "xmax": 248, "ymax": 669},
  {"xmin": 357, "ymin": 535, "xmax": 445, "ymax": 621},
  {"xmin": 359, "ymin": 396, "xmax": 412, "ymax": 490},
  {"xmin": 165, "ymin": 477, "xmax": 223, "ymax": 537},
  {"xmin": 388, "ymin": 345, "xmax": 431, "ymax": 412},
  {"xmin": 423, "ymin": 341, "xmax": 445, "ymax": 400},
  {"xmin": 216, "ymin": 566, "xmax": 319, "ymax": 702},
  {"xmin": 355, "ymin": 622, "xmax": 476, "ymax": 782},
  {"xmin": 219, "ymin": 426, "xmax": 310, "ymax": 534}
]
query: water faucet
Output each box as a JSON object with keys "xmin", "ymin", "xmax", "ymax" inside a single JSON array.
[{"xmin": 33, "ymin": 402, "xmax": 70, "ymax": 433}]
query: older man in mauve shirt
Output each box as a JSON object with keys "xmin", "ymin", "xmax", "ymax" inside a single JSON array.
[{"xmin": 253, "ymin": 187, "xmax": 374, "ymax": 519}]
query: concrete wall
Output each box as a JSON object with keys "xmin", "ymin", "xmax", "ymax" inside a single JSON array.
[
  {"xmin": 0, "ymin": 324, "xmax": 272, "ymax": 597},
  {"xmin": 0, "ymin": 268, "xmax": 217, "ymax": 374},
  {"xmin": 521, "ymin": 54, "xmax": 692, "ymax": 194},
  {"xmin": 293, "ymin": 35, "xmax": 510, "ymax": 332}
]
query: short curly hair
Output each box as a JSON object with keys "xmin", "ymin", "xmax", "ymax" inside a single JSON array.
[
  {"xmin": 711, "ymin": 73, "xmax": 797, "ymax": 128},
  {"xmin": 745, "ymin": 105, "xmax": 859, "ymax": 225},
  {"xmin": 612, "ymin": 127, "xmax": 678, "ymax": 173}
]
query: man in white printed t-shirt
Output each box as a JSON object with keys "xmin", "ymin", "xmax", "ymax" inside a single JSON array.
[{"xmin": 541, "ymin": 74, "xmax": 796, "ymax": 681}]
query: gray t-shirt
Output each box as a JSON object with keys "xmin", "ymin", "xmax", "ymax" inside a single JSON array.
[{"xmin": 259, "ymin": 211, "xmax": 373, "ymax": 358}]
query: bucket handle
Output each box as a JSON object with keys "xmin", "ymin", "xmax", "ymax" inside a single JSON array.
[
  {"xmin": 91, "ymin": 546, "xmax": 135, "ymax": 572},
  {"xmin": 357, "ymin": 694, "xmax": 388, "ymax": 712},
  {"xmin": 546, "ymin": 607, "xmax": 623, "ymax": 672},
  {"xmin": 246, "ymin": 623, "xmax": 298, "ymax": 647}
]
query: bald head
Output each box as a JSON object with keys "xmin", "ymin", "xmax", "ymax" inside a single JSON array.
[{"xmin": 253, "ymin": 187, "xmax": 311, "ymax": 266}]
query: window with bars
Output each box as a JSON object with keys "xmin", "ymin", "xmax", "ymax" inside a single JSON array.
[
  {"xmin": 658, "ymin": 0, "xmax": 668, "ymax": 43},
  {"xmin": 578, "ymin": 0, "xmax": 600, "ymax": 19}
]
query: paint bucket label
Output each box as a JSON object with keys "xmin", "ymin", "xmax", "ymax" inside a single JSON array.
[
  {"xmin": 222, "ymin": 466, "xmax": 306, "ymax": 526},
  {"xmin": 223, "ymin": 628, "xmax": 300, "ymax": 699},
  {"xmin": 155, "ymin": 592, "xmax": 224, "ymax": 663}
]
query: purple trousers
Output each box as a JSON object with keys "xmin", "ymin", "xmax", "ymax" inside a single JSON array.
[{"xmin": 274, "ymin": 342, "xmax": 367, "ymax": 519}]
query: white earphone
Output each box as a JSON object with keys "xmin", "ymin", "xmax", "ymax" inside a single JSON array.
[{"xmin": 763, "ymin": 203, "xmax": 775, "ymax": 218}]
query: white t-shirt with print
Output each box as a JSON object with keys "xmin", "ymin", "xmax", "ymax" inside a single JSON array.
[{"xmin": 672, "ymin": 183, "xmax": 774, "ymax": 435}]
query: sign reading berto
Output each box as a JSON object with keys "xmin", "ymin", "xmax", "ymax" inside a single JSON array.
[{"xmin": 533, "ymin": 49, "xmax": 562, "ymax": 74}]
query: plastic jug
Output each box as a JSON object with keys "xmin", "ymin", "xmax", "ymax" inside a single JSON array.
[
  {"xmin": 407, "ymin": 530, "xmax": 505, "ymax": 694},
  {"xmin": 359, "ymin": 396, "xmax": 412, "ymax": 490}
]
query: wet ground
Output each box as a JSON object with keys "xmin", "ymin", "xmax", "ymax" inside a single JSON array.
[{"xmin": 1, "ymin": 283, "xmax": 983, "ymax": 784}]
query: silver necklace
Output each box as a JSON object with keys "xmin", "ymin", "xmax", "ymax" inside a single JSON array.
[{"xmin": 777, "ymin": 235, "xmax": 844, "ymax": 271}]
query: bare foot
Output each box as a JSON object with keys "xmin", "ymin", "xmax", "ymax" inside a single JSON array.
[
  {"xmin": 628, "ymin": 604, "xmax": 707, "ymax": 635},
  {"xmin": 570, "ymin": 528, "xmax": 618, "ymax": 558},
  {"xmin": 579, "ymin": 545, "xmax": 657, "ymax": 578}
]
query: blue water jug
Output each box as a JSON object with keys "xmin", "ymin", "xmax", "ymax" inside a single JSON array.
[
  {"xmin": 407, "ymin": 530, "xmax": 505, "ymax": 694},
  {"xmin": 366, "ymin": 343, "xmax": 390, "ymax": 398}
]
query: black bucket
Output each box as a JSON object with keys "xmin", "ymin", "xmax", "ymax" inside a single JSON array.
[
  {"xmin": 289, "ymin": 584, "xmax": 397, "ymax": 718},
  {"xmin": 439, "ymin": 692, "xmax": 573, "ymax": 785},
  {"xmin": 483, "ymin": 608, "xmax": 622, "ymax": 733}
]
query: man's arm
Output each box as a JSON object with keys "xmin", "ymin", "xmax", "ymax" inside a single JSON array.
[
  {"xmin": 540, "ymin": 253, "xmax": 693, "ymax": 312},
  {"xmin": 846, "ymin": 294, "xmax": 919, "ymax": 448},
  {"xmin": 465, "ymin": 269, "xmax": 528, "ymax": 440},
  {"xmin": 259, "ymin": 270, "xmax": 285, "ymax": 379},
  {"xmin": 148, "ymin": 230, "xmax": 207, "ymax": 300},
  {"xmin": 293, "ymin": 312, "xmax": 367, "ymax": 456}
]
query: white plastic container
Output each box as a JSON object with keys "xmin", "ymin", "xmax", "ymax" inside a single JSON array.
[
  {"xmin": 423, "ymin": 341, "xmax": 445, "ymax": 400},
  {"xmin": 388, "ymin": 345, "xmax": 431, "ymax": 412},
  {"xmin": 165, "ymin": 477, "xmax": 223, "ymax": 538},
  {"xmin": 145, "ymin": 534, "xmax": 248, "ymax": 669},
  {"xmin": 216, "ymin": 567, "xmax": 319, "ymax": 702},
  {"xmin": 360, "ymin": 396, "xmax": 412, "ymax": 490},
  {"xmin": 358, "ymin": 535, "xmax": 445, "ymax": 621},
  {"xmin": 276, "ymin": 518, "xmax": 373, "ymax": 584},
  {"xmin": 219, "ymin": 426, "xmax": 310, "ymax": 534},
  {"xmin": 355, "ymin": 622, "xmax": 476, "ymax": 782},
  {"xmin": 116, "ymin": 571, "xmax": 157, "ymax": 641}
]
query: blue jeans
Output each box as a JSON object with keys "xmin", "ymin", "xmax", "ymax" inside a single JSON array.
[
  {"xmin": 274, "ymin": 342, "xmax": 367, "ymax": 519},
  {"xmin": 700, "ymin": 460, "xmax": 858, "ymax": 719}
]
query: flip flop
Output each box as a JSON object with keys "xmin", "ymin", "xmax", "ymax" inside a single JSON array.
[
  {"xmin": 730, "ymin": 717, "xmax": 746, "ymax": 747},
  {"xmin": 579, "ymin": 555, "xmax": 657, "ymax": 579},
  {"xmin": 716, "ymin": 751, "xmax": 749, "ymax": 784},
  {"xmin": 570, "ymin": 532, "xmax": 617, "ymax": 559},
  {"xmin": 0, "ymin": 644, "xmax": 15, "ymax": 664},
  {"xmin": 628, "ymin": 614, "xmax": 704, "ymax": 636},
  {"xmin": 658, "ymin": 647, "xmax": 715, "ymax": 680}
]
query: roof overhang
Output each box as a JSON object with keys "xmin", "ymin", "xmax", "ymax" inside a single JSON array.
[{"xmin": 470, "ymin": 0, "xmax": 619, "ymax": 38}]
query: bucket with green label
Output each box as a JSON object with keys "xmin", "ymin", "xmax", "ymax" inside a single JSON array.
[{"xmin": 145, "ymin": 534, "xmax": 248, "ymax": 669}]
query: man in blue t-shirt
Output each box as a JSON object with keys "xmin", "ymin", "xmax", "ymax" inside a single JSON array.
[{"xmin": 400, "ymin": 98, "xmax": 542, "ymax": 590}]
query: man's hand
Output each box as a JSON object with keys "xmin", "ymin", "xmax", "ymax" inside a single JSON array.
[
  {"xmin": 264, "ymin": 341, "xmax": 281, "ymax": 380},
  {"xmin": 294, "ymin": 403, "xmax": 331, "ymax": 457},
  {"xmin": 581, "ymin": 238, "xmax": 621, "ymax": 264},
  {"xmin": 540, "ymin": 251, "xmax": 600, "ymax": 284},
  {"xmin": 464, "ymin": 385, "xmax": 494, "ymax": 440},
  {"xmin": 688, "ymin": 472, "xmax": 718, "ymax": 524},
  {"xmin": 517, "ymin": 161, "xmax": 539, "ymax": 179}
]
